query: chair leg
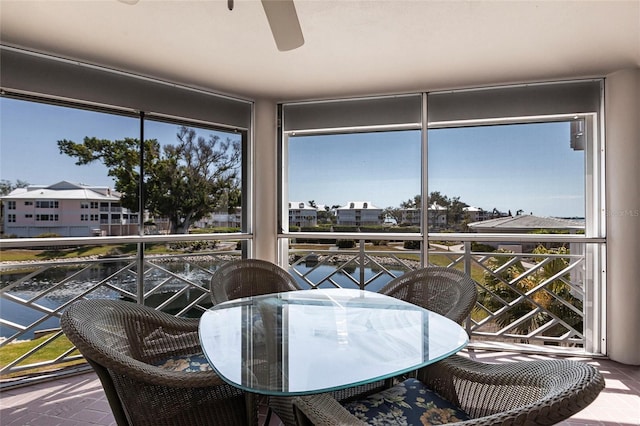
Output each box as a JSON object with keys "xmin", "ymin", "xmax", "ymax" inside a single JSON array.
[
  {"xmin": 263, "ymin": 406, "xmax": 273, "ymax": 426},
  {"xmin": 245, "ymin": 393, "xmax": 260, "ymax": 426}
]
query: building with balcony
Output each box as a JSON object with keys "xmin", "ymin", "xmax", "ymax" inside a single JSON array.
[
  {"xmin": 401, "ymin": 205, "xmax": 493, "ymax": 228},
  {"xmin": 399, "ymin": 208, "xmax": 420, "ymax": 226},
  {"xmin": 427, "ymin": 203, "xmax": 448, "ymax": 230},
  {"xmin": 194, "ymin": 208, "xmax": 242, "ymax": 229},
  {"xmin": 1, "ymin": 181, "xmax": 138, "ymax": 237},
  {"xmin": 288, "ymin": 201, "xmax": 317, "ymax": 227},
  {"xmin": 462, "ymin": 206, "xmax": 491, "ymax": 223},
  {"xmin": 335, "ymin": 201, "xmax": 382, "ymax": 226}
]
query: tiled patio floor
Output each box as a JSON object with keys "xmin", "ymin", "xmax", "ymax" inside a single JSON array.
[{"xmin": 1, "ymin": 350, "xmax": 638, "ymax": 426}]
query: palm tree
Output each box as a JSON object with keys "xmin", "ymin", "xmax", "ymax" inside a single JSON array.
[{"xmin": 479, "ymin": 246, "xmax": 583, "ymax": 345}]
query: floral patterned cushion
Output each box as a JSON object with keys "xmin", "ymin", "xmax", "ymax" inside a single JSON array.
[
  {"xmin": 343, "ymin": 378, "xmax": 470, "ymax": 425},
  {"xmin": 153, "ymin": 353, "xmax": 212, "ymax": 373}
]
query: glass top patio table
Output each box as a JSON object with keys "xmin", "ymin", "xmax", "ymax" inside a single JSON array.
[{"xmin": 199, "ymin": 288, "xmax": 468, "ymax": 396}]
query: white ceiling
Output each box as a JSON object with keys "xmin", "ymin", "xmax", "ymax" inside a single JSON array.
[{"xmin": 1, "ymin": 0, "xmax": 639, "ymax": 102}]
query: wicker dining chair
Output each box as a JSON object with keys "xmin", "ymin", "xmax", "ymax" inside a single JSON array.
[
  {"xmin": 292, "ymin": 354, "xmax": 605, "ymax": 426},
  {"xmin": 209, "ymin": 259, "xmax": 302, "ymax": 424},
  {"xmin": 379, "ymin": 266, "xmax": 479, "ymax": 325},
  {"xmin": 210, "ymin": 258, "xmax": 301, "ymax": 305},
  {"xmin": 60, "ymin": 299, "xmax": 258, "ymax": 426},
  {"xmin": 271, "ymin": 266, "xmax": 479, "ymax": 426}
]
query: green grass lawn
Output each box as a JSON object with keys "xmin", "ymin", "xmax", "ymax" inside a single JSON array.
[
  {"xmin": 0, "ymin": 332, "xmax": 85, "ymax": 378},
  {"xmin": 1, "ymin": 245, "xmax": 126, "ymax": 262},
  {"xmin": 0, "ymin": 242, "xmax": 207, "ymax": 262}
]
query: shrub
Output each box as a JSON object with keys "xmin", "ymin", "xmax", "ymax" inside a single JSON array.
[
  {"xmin": 336, "ymin": 240, "xmax": 356, "ymax": 249},
  {"xmin": 404, "ymin": 240, "xmax": 420, "ymax": 250},
  {"xmin": 471, "ymin": 242, "xmax": 496, "ymax": 252},
  {"xmin": 359, "ymin": 225, "xmax": 386, "ymax": 233},
  {"xmin": 167, "ymin": 240, "xmax": 218, "ymax": 252},
  {"xmin": 333, "ymin": 225, "xmax": 359, "ymax": 232},
  {"xmin": 35, "ymin": 232, "xmax": 61, "ymax": 238}
]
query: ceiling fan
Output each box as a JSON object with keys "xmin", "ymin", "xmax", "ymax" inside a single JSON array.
[{"xmin": 118, "ymin": 0, "xmax": 304, "ymax": 52}]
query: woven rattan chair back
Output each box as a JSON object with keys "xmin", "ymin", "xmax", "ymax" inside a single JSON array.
[
  {"xmin": 379, "ymin": 266, "xmax": 478, "ymax": 324},
  {"xmin": 210, "ymin": 259, "xmax": 301, "ymax": 305},
  {"xmin": 61, "ymin": 299, "xmax": 256, "ymax": 426},
  {"xmin": 292, "ymin": 354, "xmax": 605, "ymax": 426},
  {"xmin": 271, "ymin": 267, "xmax": 478, "ymax": 426}
]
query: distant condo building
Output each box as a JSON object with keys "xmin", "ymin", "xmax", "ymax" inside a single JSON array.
[
  {"xmin": 194, "ymin": 208, "xmax": 242, "ymax": 229},
  {"xmin": 336, "ymin": 201, "xmax": 382, "ymax": 226},
  {"xmin": 427, "ymin": 203, "xmax": 448, "ymax": 229},
  {"xmin": 1, "ymin": 181, "xmax": 138, "ymax": 237},
  {"xmin": 288, "ymin": 201, "xmax": 318, "ymax": 227},
  {"xmin": 401, "ymin": 205, "xmax": 495, "ymax": 229},
  {"xmin": 462, "ymin": 206, "xmax": 492, "ymax": 223},
  {"xmin": 283, "ymin": 200, "xmax": 500, "ymax": 229},
  {"xmin": 400, "ymin": 208, "xmax": 420, "ymax": 226},
  {"xmin": 398, "ymin": 203, "xmax": 448, "ymax": 229}
]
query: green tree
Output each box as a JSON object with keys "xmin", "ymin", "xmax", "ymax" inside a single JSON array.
[
  {"xmin": 0, "ymin": 179, "xmax": 29, "ymax": 196},
  {"xmin": 480, "ymin": 252, "xmax": 545, "ymax": 341},
  {"xmin": 447, "ymin": 196, "xmax": 469, "ymax": 231},
  {"xmin": 400, "ymin": 194, "xmax": 421, "ymax": 209},
  {"xmin": 480, "ymin": 247, "xmax": 583, "ymax": 344},
  {"xmin": 58, "ymin": 126, "xmax": 240, "ymax": 234},
  {"xmin": 317, "ymin": 205, "xmax": 334, "ymax": 224},
  {"xmin": 426, "ymin": 191, "xmax": 448, "ymax": 206},
  {"xmin": 382, "ymin": 207, "xmax": 402, "ymax": 225}
]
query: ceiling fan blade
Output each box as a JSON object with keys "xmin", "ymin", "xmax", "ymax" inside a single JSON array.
[
  {"xmin": 261, "ymin": 0, "xmax": 304, "ymax": 51},
  {"xmin": 118, "ymin": 0, "xmax": 139, "ymax": 4}
]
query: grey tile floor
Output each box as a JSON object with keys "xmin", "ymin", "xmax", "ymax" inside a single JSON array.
[{"xmin": 1, "ymin": 350, "xmax": 638, "ymax": 425}]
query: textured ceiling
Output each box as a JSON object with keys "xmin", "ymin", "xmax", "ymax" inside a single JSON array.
[{"xmin": 1, "ymin": 0, "xmax": 639, "ymax": 101}]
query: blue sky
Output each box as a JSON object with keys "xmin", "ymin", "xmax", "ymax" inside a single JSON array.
[
  {"xmin": 0, "ymin": 98, "xmax": 230, "ymax": 187},
  {"xmin": 288, "ymin": 131, "xmax": 422, "ymax": 209},
  {"xmin": 427, "ymin": 123, "xmax": 584, "ymax": 217},
  {"xmin": 288, "ymin": 122, "xmax": 584, "ymax": 217},
  {"xmin": 1, "ymin": 98, "xmax": 135, "ymax": 187},
  {"xmin": 1, "ymin": 97, "xmax": 585, "ymax": 217}
]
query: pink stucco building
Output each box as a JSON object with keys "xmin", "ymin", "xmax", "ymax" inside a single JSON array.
[{"xmin": 1, "ymin": 181, "xmax": 138, "ymax": 237}]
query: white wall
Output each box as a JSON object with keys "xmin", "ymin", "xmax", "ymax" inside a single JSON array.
[
  {"xmin": 605, "ymin": 69, "xmax": 640, "ymax": 365},
  {"xmin": 252, "ymin": 99, "xmax": 279, "ymax": 262}
]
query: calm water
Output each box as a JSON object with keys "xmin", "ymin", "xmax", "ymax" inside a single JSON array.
[
  {"xmin": 292, "ymin": 263, "xmax": 397, "ymax": 293},
  {"xmin": 1, "ymin": 262, "xmax": 403, "ymax": 340},
  {"xmin": 0, "ymin": 298, "xmax": 61, "ymax": 340}
]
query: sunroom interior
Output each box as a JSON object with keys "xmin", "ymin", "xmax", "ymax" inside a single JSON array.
[{"xmin": 1, "ymin": 0, "xmax": 639, "ymax": 391}]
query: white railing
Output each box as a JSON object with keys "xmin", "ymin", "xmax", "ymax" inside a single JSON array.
[
  {"xmin": 1, "ymin": 231, "xmax": 604, "ymax": 387},
  {"xmin": 0, "ymin": 251, "xmax": 242, "ymax": 383},
  {"xmin": 282, "ymin": 231, "xmax": 604, "ymax": 356}
]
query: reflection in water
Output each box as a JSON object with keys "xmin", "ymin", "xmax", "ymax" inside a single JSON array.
[
  {"xmin": 2, "ymin": 261, "xmax": 404, "ymax": 339},
  {"xmin": 290, "ymin": 263, "xmax": 403, "ymax": 292}
]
